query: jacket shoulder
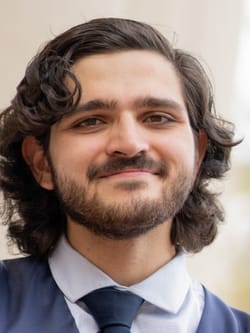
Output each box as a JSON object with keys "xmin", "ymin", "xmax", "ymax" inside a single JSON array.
[
  {"xmin": 0, "ymin": 256, "xmax": 49, "ymax": 285},
  {"xmin": 0, "ymin": 256, "xmax": 50, "ymax": 305},
  {"xmin": 0, "ymin": 256, "xmax": 79, "ymax": 333},
  {"xmin": 230, "ymin": 307, "xmax": 250, "ymax": 332},
  {"xmin": 197, "ymin": 286, "xmax": 250, "ymax": 333},
  {"xmin": 0, "ymin": 255, "xmax": 48, "ymax": 270}
]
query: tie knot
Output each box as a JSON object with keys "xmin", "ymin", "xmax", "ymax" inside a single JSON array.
[{"xmin": 79, "ymin": 287, "xmax": 144, "ymax": 332}]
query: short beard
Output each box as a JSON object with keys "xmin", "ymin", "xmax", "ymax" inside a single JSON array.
[{"xmin": 49, "ymin": 160, "xmax": 194, "ymax": 240}]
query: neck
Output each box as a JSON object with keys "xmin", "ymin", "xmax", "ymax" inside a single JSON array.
[{"xmin": 67, "ymin": 221, "xmax": 176, "ymax": 286}]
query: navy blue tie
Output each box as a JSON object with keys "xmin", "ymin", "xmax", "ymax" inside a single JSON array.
[{"xmin": 80, "ymin": 287, "xmax": 144, "ymax": 332}]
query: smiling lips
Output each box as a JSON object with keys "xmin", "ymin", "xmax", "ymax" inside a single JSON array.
[{"xmin": 99, "ymin": 168, "xmax": 158, "ymax": 178}]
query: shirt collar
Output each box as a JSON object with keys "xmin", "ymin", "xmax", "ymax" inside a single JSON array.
[{"xmin": 49, "ymin": 236, "xmax": 191, "ymax": 314}]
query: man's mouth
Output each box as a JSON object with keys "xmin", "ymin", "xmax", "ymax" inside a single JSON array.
[
  {"xmin": 99, "ymin": 168, "xmax": 159, "ymax": 178},
  {"xmin": 87, "ymin": 156, "xmax": 167, "ymax": 181}
]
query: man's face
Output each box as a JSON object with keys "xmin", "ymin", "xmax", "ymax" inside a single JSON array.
[{"xmin": 42, "ymin": 50, "xmax": 206, "ymax": 239}]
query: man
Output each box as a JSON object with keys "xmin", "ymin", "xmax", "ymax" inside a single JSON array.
[{"xmin": 0, "ymin": 18, "xmax": 249, "ymax": 333}]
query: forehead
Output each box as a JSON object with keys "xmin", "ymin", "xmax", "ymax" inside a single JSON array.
[
  {"xmin": 63, "ymin": 50, "xmax": 186, "ymax": 117},
  {"xmin": 69, "ymin": 50, "xmax": 182, "ymax": 94},
  {"xmin": 71, "ymin": 50, "xmax": 174, "ymax": 73}
]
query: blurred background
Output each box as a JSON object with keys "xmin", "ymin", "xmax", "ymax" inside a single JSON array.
[{"xmin": 0, "ymin": 0, "xmax": 249, "ymax": 312}]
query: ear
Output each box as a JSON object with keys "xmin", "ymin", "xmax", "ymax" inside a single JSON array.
[
  {"xmin": 22, "ymin": 136, "xmax": 54, "ymax": 190},
  {"xmin": 195, "ymin": 130, "xmax": 208, "ymax": 174}
]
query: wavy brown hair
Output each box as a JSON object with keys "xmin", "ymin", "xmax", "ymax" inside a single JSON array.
[{"xmin": 0, "ymin": 18, "xmax": 239, "ymax": 258}]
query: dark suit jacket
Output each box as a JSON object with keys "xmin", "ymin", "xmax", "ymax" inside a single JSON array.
[{"xmin": 0, "ymin": 256, "xmax": 249, "ymax": 332}]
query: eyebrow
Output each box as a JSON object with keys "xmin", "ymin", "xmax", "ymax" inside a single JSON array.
[
  {"xmin": 133, "ymin": 96, "xmax": 185, "ymax": 113},
  {"xmin": 74, "ymin": 99, "xmax": 118, "ymax": 112},
  {"xmin": 70, "ymin": 96, "xmax": 185, "ymax": 116}
]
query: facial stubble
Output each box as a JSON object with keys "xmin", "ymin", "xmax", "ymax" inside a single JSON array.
[{"xmin": 48, "ymin": 157, "xmax": 194, "ymax": 240}]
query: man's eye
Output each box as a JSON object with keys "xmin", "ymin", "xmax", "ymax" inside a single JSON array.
[
  {"xmin": 75, "ymin": 118, "xmax": 104, "ymax": 127},
  {"xmin": 145, "ymin": 114, "xmax": 173, "ymax": 124}
]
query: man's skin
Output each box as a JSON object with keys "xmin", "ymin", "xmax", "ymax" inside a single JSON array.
[{"xmin": 22, "ymin": 50, "xmax": 207, "ymax": 286}]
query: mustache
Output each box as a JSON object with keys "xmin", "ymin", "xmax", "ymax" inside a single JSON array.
[{"xmin": 87, "ymin": 155, "xmax": 168, "ymax": 181}]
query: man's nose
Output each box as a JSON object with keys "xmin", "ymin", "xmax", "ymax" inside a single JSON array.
[{"xmin": 106, "ymin": 115, "xmax": 150, "ymax": 157}]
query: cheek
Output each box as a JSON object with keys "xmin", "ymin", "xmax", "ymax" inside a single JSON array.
[
  {"xmin": 160, "ymin": 134, "xmax": 196, "ymax": 165},
  {"xmin": 49, "ymin": 136, "xmax": 105, "ymax": 176}
]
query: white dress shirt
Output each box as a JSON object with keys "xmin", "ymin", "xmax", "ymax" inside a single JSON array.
[{"xmin": 49, "ymin": 236, "xmax": 204, "ymax": 333}]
